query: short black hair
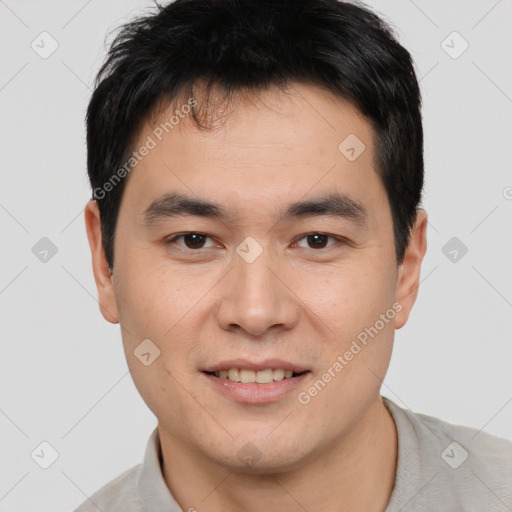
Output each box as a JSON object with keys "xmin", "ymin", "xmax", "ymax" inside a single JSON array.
[{"xmin": 87, "ymin": 0, "xmax": 423, "ymax": 271}]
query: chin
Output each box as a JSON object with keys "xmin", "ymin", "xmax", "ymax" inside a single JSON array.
[{"xmin": 204, "ymin": 432, "xmax": 315, "ymax": 475}]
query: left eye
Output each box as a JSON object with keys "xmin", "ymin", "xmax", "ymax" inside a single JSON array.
[{"xmin": 294, "ymin": 233, "xmax": 340, "ymax": 249}]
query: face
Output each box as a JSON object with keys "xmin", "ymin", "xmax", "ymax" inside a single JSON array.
[{"xmin": 86, "ymin": 82, "xmax": 426, "ymax": 473}]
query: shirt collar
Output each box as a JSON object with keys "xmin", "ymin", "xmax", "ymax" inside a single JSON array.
[
  {"xmin": 135, "ymin": 399, "xmax": 412, "ymax": 511},
  {"xmin": 136, "ymin": 427, "xmax": 183, "ymax": 512}
]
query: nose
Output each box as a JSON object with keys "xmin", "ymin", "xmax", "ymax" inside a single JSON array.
[{"xmin": 215, "ymin": 246, "xmax": 300, "ymax": 337}]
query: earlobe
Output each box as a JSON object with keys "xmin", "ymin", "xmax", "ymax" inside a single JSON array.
[
  {"xmin": 394, "ymin": 209, "xmax": 428, "ymax": 330},
  {"xmin": 84, "ymin": 200, "xmax": 120, "ymax": 324}
]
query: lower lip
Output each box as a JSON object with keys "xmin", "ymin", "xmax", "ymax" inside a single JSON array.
[{"xmin": 202, "ymin": 372, "xmax": 310, "ymax": 404}]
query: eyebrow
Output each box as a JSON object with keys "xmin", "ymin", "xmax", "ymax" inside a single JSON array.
[{"xmin": 142, "ymin": 192, "xmax": 367, "ymax": 226}]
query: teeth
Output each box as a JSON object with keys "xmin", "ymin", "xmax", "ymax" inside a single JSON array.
[
  {"xmin": 228, "ymin": 368, "xmax": 240, "ymax": 382},
  {"xmin": 213, "ymin": 367, "xmax": 301, "ymax": 383},
  {"xmin": 273, "ymin": 369, "xmax": 285, "ymax": 381},
  {"xmin": 256, "ymin": 369, "xmax": 274, "ymax": 384},
  {"xmin": 240, "ymin": 369, "xmax": 256, "ymax": 383}
]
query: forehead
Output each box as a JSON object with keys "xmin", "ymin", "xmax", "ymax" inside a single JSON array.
[{"xmin": 120, "ymin": 82, "xmax": 386, "ymax": 223}]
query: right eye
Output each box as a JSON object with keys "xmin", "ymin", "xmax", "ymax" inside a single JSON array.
[{"xmin": 165, "ymin": 232, "xmax": 219, "ymax": 250}]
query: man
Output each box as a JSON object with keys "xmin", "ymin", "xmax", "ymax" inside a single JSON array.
[{"xmin": 78, "ymin": 0, "xmax": 512, "ymax": 510}]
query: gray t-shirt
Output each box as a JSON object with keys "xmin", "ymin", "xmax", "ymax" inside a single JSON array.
[{"xmin": 73, "ymin": 397, "xmax": 512, "ymax": 511}]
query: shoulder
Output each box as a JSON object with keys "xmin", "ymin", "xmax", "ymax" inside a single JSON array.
[
  {"xmin": 73, "ymin": 464, "xmax": 143, "ymax": 512},
  {"xmin": 399, "ymin": 400, "xmax": 512, "ymax": 468},
  {"xmin": 383, "ymin": 397, "xmax": 512, "ymax": 511}
]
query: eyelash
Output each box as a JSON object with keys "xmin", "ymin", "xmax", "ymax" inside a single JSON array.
[{"xmin": 165, "ymin": 232, "xmax": 346, "ymax": 251}]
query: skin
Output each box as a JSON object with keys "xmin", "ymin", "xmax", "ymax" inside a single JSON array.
[{"xmin": 85, "ymin": 82, "xmax": 427, "ymax": 512}]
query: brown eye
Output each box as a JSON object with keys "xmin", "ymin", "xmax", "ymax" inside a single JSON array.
[
  {"xmin": 307, "ymin": 234, "xmax": 329, "ymax": 248},
  {"xmin": 295, "ymin": 233, "xmax": 339, "ymax": 250},
  {"xmin": 167, "ymin": 233, "xmax": 214, "ymax": 250},
  {"xmin": 182, "ymin": 233, "xmax": 207, "ymax": 249}
]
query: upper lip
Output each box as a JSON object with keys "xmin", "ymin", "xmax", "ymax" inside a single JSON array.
[{"xmin": 201, "ymin": 359, "xmax": 309, "ymax": 373}]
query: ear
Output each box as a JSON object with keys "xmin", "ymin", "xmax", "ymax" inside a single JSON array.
[
  {"xmin": 84, "ymin": 200, "xmax": 119, "ymax": 324},
  {"xmin": 394, "ymin": 209, "xmax": 428, "ymax": 329}
]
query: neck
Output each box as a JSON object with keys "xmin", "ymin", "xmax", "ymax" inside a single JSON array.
[{"xmin": 159, "ymin": 395, "xmax": 398, "ymax": 512}]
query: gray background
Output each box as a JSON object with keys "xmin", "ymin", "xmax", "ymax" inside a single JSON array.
[{"xmin": 0, "ymin": 0, "xmax": 511, "ymax": 510}]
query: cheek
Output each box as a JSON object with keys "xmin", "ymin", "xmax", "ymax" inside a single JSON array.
[
  {"xmin": 113, "ymin": 257, "xmax": 201, "ymax": 394},
  {"xmin": 294, "ymin": 253, "xmax": 397, "ymax": 403},
  {"xmin": 296, "ymin": 314, "xmax": 394, "ymax": 433},
  {"xmin": 128, "ymin": 358, "xmax": 196, "ymax": 437},
  {"xmin": 114, "ymin": 254, "xmax": 200, "ymax": 338},
  {"xmin": 294, "ymin": 254, "xmax": 398, "ymax": 340}
]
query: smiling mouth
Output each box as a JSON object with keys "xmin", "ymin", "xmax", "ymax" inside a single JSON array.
[{"xmin": 203, "ymin": 368, "xmax": 310, "ymax": 384}]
